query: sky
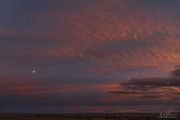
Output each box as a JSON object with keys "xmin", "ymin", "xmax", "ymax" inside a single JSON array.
[{"xmin": 0, "ymin": 0, "xmax": 180, "ymax": 113}]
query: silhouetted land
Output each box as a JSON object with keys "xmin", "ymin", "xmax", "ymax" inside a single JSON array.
[{"xmin": 0, "ymin": 113, "xmax": 179, "ymax": 120}]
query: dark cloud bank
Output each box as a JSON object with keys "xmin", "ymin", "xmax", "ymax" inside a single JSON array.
[{"xmin": 110, "ymin": 66, "xmax": 180, "ymax": 98}]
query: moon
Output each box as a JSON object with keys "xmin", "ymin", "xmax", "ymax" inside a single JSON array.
[{"xmin": 32, "ymin": 70, "xmax": 36, "ymax": 74}]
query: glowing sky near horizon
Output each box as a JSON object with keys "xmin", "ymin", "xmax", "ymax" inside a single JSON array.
[{"xmin": 0, "ymin": 0, "xmax": 180, "ymax": 113}]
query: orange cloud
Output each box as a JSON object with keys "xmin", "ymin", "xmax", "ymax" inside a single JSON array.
[
  {"xmin": 0, "ymin": 75, "xmax": 120, "ymax": 95},
  {"xmin": 2, "ymin": 0, "xmax": 179, "ymax": 70},
  {"xmin": 19, "ymin": 0, "xmax": 180, "ymax": 72}
]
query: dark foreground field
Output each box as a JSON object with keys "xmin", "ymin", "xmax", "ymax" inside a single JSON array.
[{"xmin": 0, "ymin": 113, "xmax": 179, "ymax": 120}]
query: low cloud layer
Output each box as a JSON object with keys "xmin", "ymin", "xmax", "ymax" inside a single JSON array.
[
  {"xmin": 110, "ymin": 67, "xmax": 180, "ymax": 99},
  {"xmin": 171, "ymin": 66, "xmax": 180, "ymax": 77}
]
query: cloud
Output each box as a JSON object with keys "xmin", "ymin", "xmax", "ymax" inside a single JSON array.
[
  {"xmin": 124, "ymin": 77, "xmax": 180, "ymax": 87},
  {"xmin": 0, "ymin": 75, "xmax": 119, "ymax": 95},
  {"xmin": 109, "ymin": 67, "xmax": 180, "ymax": 99},
  {"xmin": 0, "ymin": 0, "xmax": 180, "ymax": 113},
  {"xmin": 171, "ymin": 66, "xmax": 180, "ymax": 77},
  {"xmin": 1, "ymin": 0, "xmax": 180, "ymax": 73}
]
